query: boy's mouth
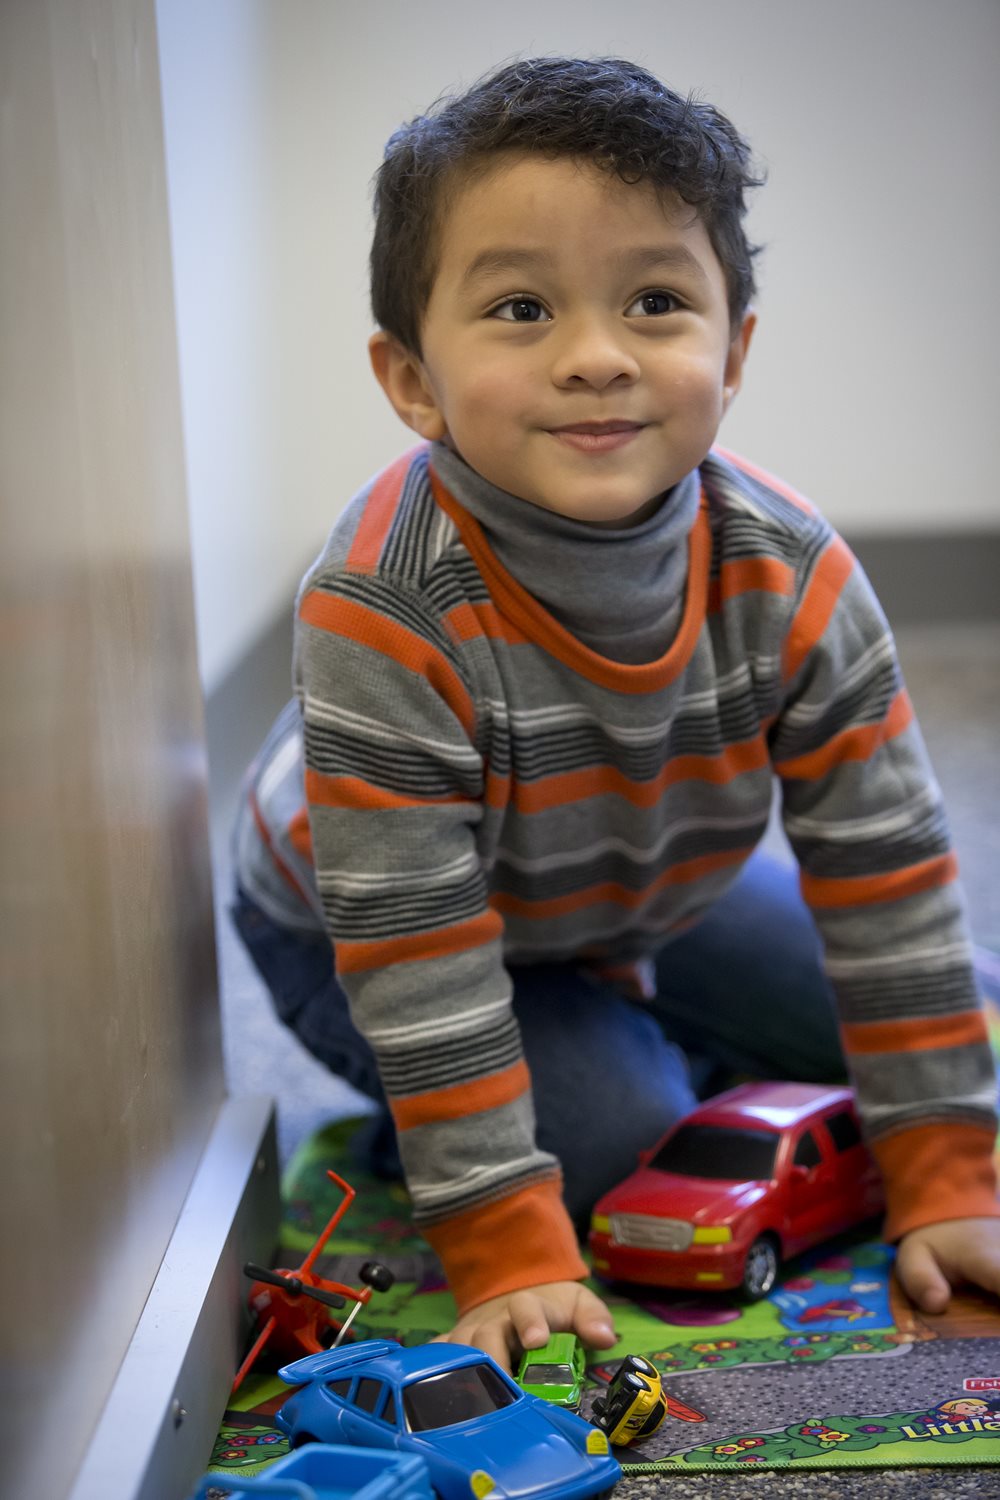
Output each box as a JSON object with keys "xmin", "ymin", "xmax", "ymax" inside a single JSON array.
[{"xmin": 548, "ymin": 420, "xmax": 646, "ymax": 453}]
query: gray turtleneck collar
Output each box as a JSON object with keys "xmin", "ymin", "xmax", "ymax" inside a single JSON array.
[{"xmin": 430, "ymin": 441, "xmax": 700, "ymax": 665}]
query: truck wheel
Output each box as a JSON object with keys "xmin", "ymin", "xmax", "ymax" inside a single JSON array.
[{"xmin": 741, "ymin": 1235, "xmax": 779, "ymax": 1299}]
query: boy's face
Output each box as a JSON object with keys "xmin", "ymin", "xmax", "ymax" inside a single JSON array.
[{"xmin": 371, "ymin": 154, "xmax": 754, "ymax": 527}]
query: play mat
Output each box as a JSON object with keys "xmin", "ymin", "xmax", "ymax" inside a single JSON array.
[{"xmin": 206, "ymin": 955, "xmax": 1000, "ymax": 1485}]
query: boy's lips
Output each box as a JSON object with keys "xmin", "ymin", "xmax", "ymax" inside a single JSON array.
[{"xmin": 547, "ymin": 420, "xmax": 646, "ymax": 453}]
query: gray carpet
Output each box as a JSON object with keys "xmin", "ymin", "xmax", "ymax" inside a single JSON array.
[{"xmin": 207, "ymin": 619, "xmax": 1000, "ymax": 1497}]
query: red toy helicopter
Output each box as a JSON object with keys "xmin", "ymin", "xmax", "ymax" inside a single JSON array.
[{"xmin": 233, "ymin": 1168, "xmax": 395, "ymax": 1391}]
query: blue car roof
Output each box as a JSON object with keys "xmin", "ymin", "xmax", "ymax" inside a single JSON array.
[{"xmin": 278, "ymin": 1339, "xmax": 513, "ymax": 1389}]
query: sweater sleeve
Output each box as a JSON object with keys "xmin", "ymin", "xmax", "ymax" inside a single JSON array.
[
  {"xmin": 770, "ymin": 528, "xmax": 998, "ymax": 1239},
  {"xmin": 295, "ymin": 569, "xmax": 586, "ymax": 1309}
]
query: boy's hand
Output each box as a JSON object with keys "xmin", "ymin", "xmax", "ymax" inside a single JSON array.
[
  {"xmin": 896, "ymin": 1217, "xmax": 1000, "ymax": 1313},
  {"xmin": 433, "ymin": 1280, "xmax": 617, "ymax": 1373}
]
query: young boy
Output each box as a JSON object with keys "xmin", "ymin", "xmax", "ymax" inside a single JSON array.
[{"xmin": 233, "ymin": 56, "xmax": 1000, "ymax": 1371}]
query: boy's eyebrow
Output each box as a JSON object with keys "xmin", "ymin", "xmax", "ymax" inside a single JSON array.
[
  {"xmin": 459, "ymin": 244, "xmax": 709, "ymax": 288},
  {"xmin": 617, "ymin": 245, "xmax": 710, "ymax": 284},
  {"xmin": 459, "ymin": 248, "xmax": 557, "ymax": 287}
]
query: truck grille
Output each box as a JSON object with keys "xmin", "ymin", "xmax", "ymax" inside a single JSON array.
[{"xmin": 610, "ymin": 1214, "xmax": 693, "ymax": 1251}]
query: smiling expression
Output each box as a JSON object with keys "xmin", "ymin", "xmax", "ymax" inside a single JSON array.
[{"xmin": 371, "ymin": 154, "xmax": 754, "ymax": 527}]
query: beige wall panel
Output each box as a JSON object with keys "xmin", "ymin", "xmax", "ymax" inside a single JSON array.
[{"xmin": 0, "ymin": 3, "xmax": 225, "ymax": 1496}]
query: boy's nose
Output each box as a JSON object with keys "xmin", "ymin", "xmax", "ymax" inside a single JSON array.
[{"xmin": 549, "ymin": 317, "xmax": 640, "ymax": 391}]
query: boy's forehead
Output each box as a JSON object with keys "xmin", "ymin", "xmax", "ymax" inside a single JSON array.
[{"xmin": 433, "ymin": 153, "xmax": 718, "ymax": 285}]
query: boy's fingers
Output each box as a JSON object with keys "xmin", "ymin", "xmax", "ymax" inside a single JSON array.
[
  {"xmin": 896, "ymin": 1238, "xmax": 951, "ymax": 1314},
  {"xmin": 968, "ymin": 1254, "xmax": 1000, "ymax": 1300},
  {"xmin": 507, "ymin": 1291, "xmax": 550, "ymax": 1351},
  {"xmin": 435, "ymin": 1316, "xmax": 518, "ymax": 1372},
  {"xmin": 478, "ymin": 1324, "xmax": 519, "ymax": 1372},
  {"xmin": 948, "ymin": 1241, "xmax": 1000, "ymax": 1303},
  {"xmin": 574, "ymin": 1288, "xmax": 617, "ymax": 1347}
]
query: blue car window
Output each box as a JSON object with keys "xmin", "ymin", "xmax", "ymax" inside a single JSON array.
[
  {"xmin": 382, "ymin": 1390, "xmax": 397, "ymax": 1427},
  {"xmin": 325, "ymin": 1378, "xmax": 352, "ymax": 1399},
  {"xmin": 403, "ymin": 1364, "xmax": 518, "ymax": 1432},
  {"xmin": 353, "ymin": 1378, "xmax": 384, "ymax": 1415}
]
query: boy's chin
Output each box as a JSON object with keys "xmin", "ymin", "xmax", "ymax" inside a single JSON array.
[
  {"xmin": 585, "ymin": 491, "xmax": 670, "ymax": 529},
  {"xmin": 527, "ymin": 489, "xmax": 670, "ymax": 529}
]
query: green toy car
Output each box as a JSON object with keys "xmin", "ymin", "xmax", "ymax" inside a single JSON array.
[{"xmin": 516, "ymin": 1333, "xmax": 586, "ymax": 1411}]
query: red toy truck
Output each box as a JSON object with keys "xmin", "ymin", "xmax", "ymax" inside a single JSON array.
[{"xmin": 589, "ymin": 1082, "xmax": 884, "ymax": 1299}]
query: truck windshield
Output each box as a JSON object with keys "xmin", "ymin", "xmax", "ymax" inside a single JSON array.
[{"xmin": 650, "ymin": 1124, "xmax": 779, "ymax": 1180}]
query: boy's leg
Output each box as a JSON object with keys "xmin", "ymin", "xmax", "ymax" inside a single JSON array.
[
  {"xmin": 650, "ymin": 849, "xmax": 847, "ymax": 1085},
  {"xmin": 509, "ymin": 965, "xmax": 698, "ymax": 1227}
]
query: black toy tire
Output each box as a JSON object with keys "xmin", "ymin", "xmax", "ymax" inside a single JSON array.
[{"xmin": 741, "ymin": 1235, "xmax": 780, "ymax": 1299}]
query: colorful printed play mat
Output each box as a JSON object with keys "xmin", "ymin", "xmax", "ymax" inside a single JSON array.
[{"xmin": 210, "ymin": 955, "xmax": 1000, "ymax": 1484}]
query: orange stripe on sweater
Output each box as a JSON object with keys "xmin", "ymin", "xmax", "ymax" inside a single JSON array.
[
  {"xmin": 335, "ymin": 910, "xmax": 503, "ymax": 974},
  {"xmin": 421, "ymin": 1176, "xmax": 588, "ymax": 1313},
  {"xmin": 305, "ymin": 768, "xmax": 469, "ymax": 812},
  {"xmin": 299, "ymin": 591, "xmax": 475, "ymax": 738},
  {"xmin": 707, "ymin": 555, "xmax": 796, "ymax": 614},
  {"xmin": 491, "ymin": 847, "xmax": 750, "ymax": 920},
  {"xmin": 345, "ymin": 447, "xmax": 424, "ymax": 570},
  {"xmin": 782, "ymin": 537, "xmax": 854, "ymax": 684},
  {"xmin": 841, "ymin": 1008, "xmax": 988, "ymax": 1057},
  {"xmin": 802, "ymin": 851, "xmax": 958, "ymax": 909},
  {"xmin": 390, "ymin": 1060, "xmax": 531, "ymax": 1132},
  {"xmin": 287, "ymin": 804, "xmax": 313, "ymax": 861},
  {"xmin": 484, "ymin": 769, "xmax": 512, "ymax": 809},
  {"xmin": 513, "ymin": 736, "xmax": 769, "ymax": 814},
  {"xmin": 443, "ymin": 600, "xmax": 529, "ymax": 647},
  {"xmin": 872, "ymin": 1122, "xmax": 1000, "ymax": 1243},
  {"xmin": 774, "ymin": 690, "xmax": 914, "ymax": 780},
  {"xmin": 249, "ymin": 788, "xmax": 313, "ymax": 904}
]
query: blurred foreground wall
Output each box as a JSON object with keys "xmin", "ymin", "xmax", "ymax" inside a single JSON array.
[{"xmin": 0, "ymin": 4, "xmax": 225, "ymax": 1496}]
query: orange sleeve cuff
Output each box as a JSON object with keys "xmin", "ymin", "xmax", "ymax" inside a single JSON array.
[
  {"xmin": 421, "ymin": 1176, "xmax": 588, "ymax": 1314},
  {"xmin": 872, "ymin": 1121, "xmax": 1000, "ymax": 1242}
]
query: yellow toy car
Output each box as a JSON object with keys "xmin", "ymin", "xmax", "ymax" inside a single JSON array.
[{"xmin": 589, "ymin": 1355, "xmax": 666, "ymax": 1446}]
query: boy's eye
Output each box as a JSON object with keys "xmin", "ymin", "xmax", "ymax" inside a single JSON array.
[
  {"xmin": 626, "ymin": 291, "xmax": 679, "ymax": 317},
  {"xmin": 491, "ymin": 297, "xmax": 551, "ymax": 323}
]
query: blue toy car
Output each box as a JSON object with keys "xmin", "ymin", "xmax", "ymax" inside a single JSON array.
[
  {"xmin": 190, "ymin": 1442, "xmax": 434, "ymax": 1500},
  {"xmin": 274, "ymin": 1339, "xmax": 621, "ymax": 1499}
]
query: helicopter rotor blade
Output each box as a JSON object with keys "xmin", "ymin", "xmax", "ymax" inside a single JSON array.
[{"xmin": 243, "ymin": 1262, "xmax": 347, "ymax": 1310}]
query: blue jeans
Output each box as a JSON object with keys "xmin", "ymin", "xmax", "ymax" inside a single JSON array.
[{"xmin": 231, "ymin": 851, "xmax": 846, "ymax": 1224}]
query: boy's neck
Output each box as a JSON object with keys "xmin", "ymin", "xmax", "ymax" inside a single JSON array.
[{"xmin": 430, "ymin": 442, "xmax": 701, "ymax": 666}]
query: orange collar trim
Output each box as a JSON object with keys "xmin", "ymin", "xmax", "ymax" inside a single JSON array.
[{"xmin": 428, "ymin": 465, "xmax": 710, "ymax": 695}]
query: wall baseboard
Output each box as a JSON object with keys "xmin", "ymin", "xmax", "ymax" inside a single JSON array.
[{"xmin": 849, "ymin": 532, "xmax": 999, "ymax": 625}]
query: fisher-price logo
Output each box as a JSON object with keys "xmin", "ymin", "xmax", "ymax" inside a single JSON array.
[{"xmin": 964, "ymin": 1378, "xmax": 1000, "ymax": 1392}]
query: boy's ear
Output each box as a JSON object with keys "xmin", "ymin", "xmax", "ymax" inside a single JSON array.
[
  {"xmin": 368, "ymin": 331, "xmax": 448, "ymax": 442},
  {"xmin": 722, "ymin": 310, "xmax": 756, "ymax": 414}
]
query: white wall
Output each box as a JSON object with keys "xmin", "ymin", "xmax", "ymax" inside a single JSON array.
[{"xmin": 158, "ymin": 0, "xmax": 1000, "ymax": 693}]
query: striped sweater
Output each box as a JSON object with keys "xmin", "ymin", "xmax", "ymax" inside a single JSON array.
[{"xmin": 236, "ymin": 440, "xmax": 998, "ymax": 1311}]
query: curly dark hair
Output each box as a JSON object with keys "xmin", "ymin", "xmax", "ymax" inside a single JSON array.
[{"xmin": 370, "ymin": 56, "xmax": 764, "ymax": 354}]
